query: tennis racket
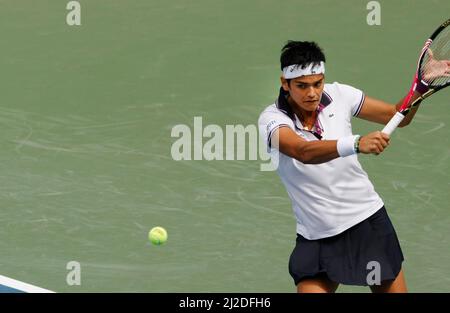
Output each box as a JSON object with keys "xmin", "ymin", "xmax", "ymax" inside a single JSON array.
[{"xmin": 382, "ymin": 18, "xmax": 450, "ymax": 135}]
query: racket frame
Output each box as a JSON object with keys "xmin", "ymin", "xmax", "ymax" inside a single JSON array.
[{"xmin": 382, "ymin": 19, "xmax": 450, "ymax": 135}]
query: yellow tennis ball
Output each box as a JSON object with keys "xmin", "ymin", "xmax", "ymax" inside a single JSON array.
[{"xmin": 149, "ymin": 226, "xmax": 168, "ymax": 245}]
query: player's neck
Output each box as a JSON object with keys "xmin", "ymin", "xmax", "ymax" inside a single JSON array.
[
  {"xmin": 295, "ymin": 108, "xmax": 315, "ymax": 119},
  {"xmin": 289, "ymin": 100, "xmax": 317, "ymax": 129}
]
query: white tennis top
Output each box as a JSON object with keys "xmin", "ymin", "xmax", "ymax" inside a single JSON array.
[{"xmin": 258, "ymin": 82, "xmax": 384, "ymax": 240}]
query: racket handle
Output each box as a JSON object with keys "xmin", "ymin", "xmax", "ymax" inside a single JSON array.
[{"xmin": 382, "ymin": 111, "xmax": 405, "ymax": 135}]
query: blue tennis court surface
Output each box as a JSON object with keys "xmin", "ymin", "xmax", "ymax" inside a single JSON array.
[{"xmin": 0, "ymin": 275, "xmax": 54, "ymax": 293}]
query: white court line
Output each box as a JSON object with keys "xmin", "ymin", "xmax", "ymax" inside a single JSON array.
[{"xmin": 0, "ymin": 275, "xmax": 54, "ymax": 293}]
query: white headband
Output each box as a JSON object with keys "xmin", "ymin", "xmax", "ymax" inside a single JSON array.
[{"xmin": 282, "ymin": 62, "xmax": 325, "ymax": 79}]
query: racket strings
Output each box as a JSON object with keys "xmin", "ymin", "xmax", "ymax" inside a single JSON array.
[{"xmin": 420, "ymin": 26, "xmax": 450, "ymax": 87}]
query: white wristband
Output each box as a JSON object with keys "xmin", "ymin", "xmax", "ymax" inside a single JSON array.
[{"xmin": 337, "ymin": 135, "xmax": 358, "ymax": 157}]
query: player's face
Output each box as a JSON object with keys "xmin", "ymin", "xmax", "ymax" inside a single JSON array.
[{"xmin": 281, "ymin": 74, "xmax": 324, "ymax": 112}]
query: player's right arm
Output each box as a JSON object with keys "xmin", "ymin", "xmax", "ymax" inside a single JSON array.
[{"xmin": 272, "ymin": 127, "xmax": 390, "ymax": 164}]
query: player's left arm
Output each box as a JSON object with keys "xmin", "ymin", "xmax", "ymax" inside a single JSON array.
[{"xmin": 357, "ymin": 93, "xmax": 422, "ymax": 127}]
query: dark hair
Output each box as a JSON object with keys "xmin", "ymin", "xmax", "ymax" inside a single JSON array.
[
  {"xmin": 277, "ymin": 41, "xmax": 326, "ymax": 121},
  {"xmin": 280, "ymin": 41, "xmax": 326, "ymax": 71}
]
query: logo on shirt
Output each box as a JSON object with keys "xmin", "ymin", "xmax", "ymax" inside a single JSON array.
[
  {"xmin": 267, "ymin": 120, "xmax": 277, "ymax": 132},
  {"xmin": 328, "ymin": 113, "xmax": 334, "ymax": 118}
]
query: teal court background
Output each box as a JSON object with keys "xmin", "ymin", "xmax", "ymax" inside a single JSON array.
[{"xmin": 0, "ymin": 0, "xmax": 448, "ymax": 292}]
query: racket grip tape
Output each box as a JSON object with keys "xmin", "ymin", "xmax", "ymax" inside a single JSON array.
[{"xmin": 381, "ymin": 112, "xmax": 405, "ymax": 135}]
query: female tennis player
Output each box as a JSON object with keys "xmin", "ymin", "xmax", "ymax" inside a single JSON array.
[{"xmin": 258, "ymin": 41, "xmax": 428, "ymax": 293}]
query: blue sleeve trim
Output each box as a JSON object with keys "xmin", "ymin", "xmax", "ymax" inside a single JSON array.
[
  {"xmin": 268, "ymin": 124, "xmax": 290, "ymax": 148},
  {"xmin": 353, "ymin": 93, "xmax": 365, "ymax": 117}
]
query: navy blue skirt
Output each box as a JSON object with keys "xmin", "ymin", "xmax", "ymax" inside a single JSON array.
[{"xmin": 288, "ymin": 206, "xmax": 404, "ymax": 286}]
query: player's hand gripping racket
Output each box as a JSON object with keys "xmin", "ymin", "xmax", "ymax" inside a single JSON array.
[{"xmin": 382, "ymin": 18, "xmax": 450, "ymax": 135}]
